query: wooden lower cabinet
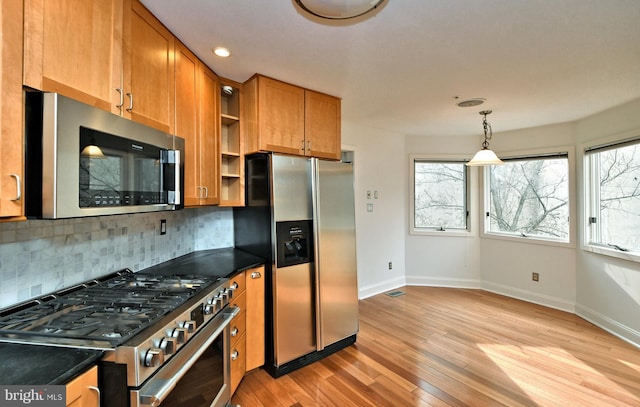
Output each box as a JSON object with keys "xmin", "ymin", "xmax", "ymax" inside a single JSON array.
[
  {"xmin": 245, "ymin": 265, "xmax": 265, "ymax": 371},
  {"xmin": 66, "ymin": 366, "xmax": 99, "ymax": 407},
  {"xmin": 229, "ymin": 271, "xmax": 246, "ymax": 395}
]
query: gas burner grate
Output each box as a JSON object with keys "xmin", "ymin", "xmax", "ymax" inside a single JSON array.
[{"xmin": 0, "ymin": 272, "xmax": 221, "ymax": 346}]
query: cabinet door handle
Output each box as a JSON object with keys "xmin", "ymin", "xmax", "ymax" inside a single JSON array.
[
  {"xmin": 307, "ymin": 140, "xmax": 311, "ymax": 152},
  {"xmin": 231, "ymin": 326, "xmax": 238, "ymax": 337},
  {"xmin": 231, "ymin": 350, "xmax": 239, "ymax": 361},
  {"xmin": 9, "ymin": 174, "xmax": 21, "ymax": 201},
  {"xmin": 115, "ymin": 88, "xmax": 124, "ymax": 109},
  {"xmin": 251, "ymin": 271, "xmax": 262, "ymax": 279},
  {"xmin": 301, "ymin": 139, "xmax": 305, "ymax": 152},
  {"xmin": 203, "ymin": 186, "xmax": 208, "ymax": 198},
  {"xmin": 126, "ymin": 92, "xmax": 134, "ymax": 112},
  {"xmin": 88, "ymin": 386, "xmax": 101, "ymax": 407}
]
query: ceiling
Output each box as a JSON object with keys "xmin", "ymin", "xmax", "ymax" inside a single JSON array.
[{"xmin": 141, "ymin": 0, "xmax": 640, "ymax": 138}]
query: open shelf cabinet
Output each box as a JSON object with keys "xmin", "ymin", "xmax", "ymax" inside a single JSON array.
[{"xmin": 220, "ymin": 78, "xmax": 244, "ymax": 206}]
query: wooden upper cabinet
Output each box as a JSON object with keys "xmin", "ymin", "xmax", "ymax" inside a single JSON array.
[
  {"xmin": 248, "ymin": 75, "xmax": 305, "ymax": 155},
  {"xmin": 196, "ymin": 64, "xmax": 221, "ymax": 205},
  {"xmin": 24, "ymin": 0, "xmax": 175, "ymax": 133},
  {"xmin": 1, "ymin": 0, "xmax": 25, "ymax": 220},
  {"xmin": 175, "ymin": 41, "xmax": 220, "ymax": 206},
  {"xmin": 305, "ymin": 90, "xmax": 341, "ymax": 160},
  {"xmin": 122, "ymin": 0, "xmax": 175, "ymax": 133},
  {"xmin": 244, "ymin": 74, "xmax": 341, "ymax": 160},
  {"xmin": 23, "ymin": 0, "xmax": 122, "ymax": 114},
  {"xmin": 175, "ymin": 42, "xmax": 199, "ymax": 206}
]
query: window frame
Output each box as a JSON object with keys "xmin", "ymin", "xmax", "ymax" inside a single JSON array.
[
  {"xmin": 480, "ymin": 146, "xmax": 576, "ymax": 248},
  {"xmin": 409, "ymin": 154, "xmax": 476, "ymax": 237},
  {"xmin": 583, "ymin": 129, "xmax": 640, "ymax": 262}
]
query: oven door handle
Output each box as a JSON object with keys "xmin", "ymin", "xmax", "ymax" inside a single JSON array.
[{"xmin": 136, "ymin": 307, "xmax": 239, "ymax": 407}]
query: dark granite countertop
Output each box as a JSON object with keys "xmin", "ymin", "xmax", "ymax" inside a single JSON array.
[
  {"xmin": 138, "ymin": 247, "xmax": 265, "ymax": 278},
  {"xmin": 0, "ymin": 343, "xmax": 102, "ymax": 385},
  {"xmin": 0, "ymin": 248, "xmax": 264, "ymax": 385}
]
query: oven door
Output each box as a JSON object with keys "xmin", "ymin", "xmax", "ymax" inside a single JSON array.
[{"xmin": 132, "ymin": 306, "xmax": 239, "ymax": 407}]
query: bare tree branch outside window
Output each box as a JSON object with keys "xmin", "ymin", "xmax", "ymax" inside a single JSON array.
[
  {"xmin": 488, "ymin": 157, "xmax": 569, "ymax": 240},
  {"xmin": 414, "ymin": 162, "xmax": 467, "ymax": 230},
  {"xmin": 592, "ymin": 144, "xmax": 640, "ymax": 250}
]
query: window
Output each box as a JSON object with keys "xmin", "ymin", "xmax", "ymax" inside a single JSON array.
[
  {"xmin": 586, "ymin": 138, "xmax": 640, "ymax": 254},
  {"xmin": 412, "ymin": 159, "xmax": 468, "ymax": 232},
  {"xmin": 485, "ymin": 152, "xmax": 570, "ymax": 242}
]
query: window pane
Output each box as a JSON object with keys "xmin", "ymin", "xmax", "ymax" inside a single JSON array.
[
  {"xmin": 488, "ymin": 157, "xmax": 569, "ymax": 240},
  {"xmin": 592, "ymin": 144, "xmax": 640, "ymax": 250},
  {"xmin": 414, "ymin": 162, "xmax": 466, "ymax": 229}
]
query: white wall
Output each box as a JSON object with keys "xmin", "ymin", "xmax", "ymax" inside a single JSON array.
[{"xmin": 342, "ymin": 121, "xmax": 407, "ymax": 298}]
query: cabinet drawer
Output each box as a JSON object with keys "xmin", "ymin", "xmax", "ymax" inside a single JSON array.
[
  {"xmin": 230, "ymin": 288, "xmax": 246, "ymax": 313},
  {"xmin": 230, "ymin": 332, "xmax": 246, "ymax": 395},
  {"xmin": 230, "ymin": 271, "xmax": 246, "ymax": 296},
  {"xmin": 230, "ymin": 309, "xmax": 246, "ymax": 344}
]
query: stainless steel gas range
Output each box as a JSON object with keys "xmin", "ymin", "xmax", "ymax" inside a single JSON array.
[{"xmin": 0, "ymin": 269, "xmax": 238, "ymax": 407}]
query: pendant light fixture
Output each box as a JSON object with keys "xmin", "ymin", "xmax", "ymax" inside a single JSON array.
[
  {"xmin": 466, "ymin": 110, "xmax": 503, "ymax": 166},
  {"xmin": 294, "ymin": 0, "xmax": 386, "ymax": 20}
]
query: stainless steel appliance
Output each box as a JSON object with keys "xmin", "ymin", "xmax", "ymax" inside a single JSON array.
[
  {"xmin": 24, "ymin": 92, "xmax": 184, "ymax": 219},
  {"xmin": 0, "ymin": 270, "xmax": 238, "ymax": 407},
  {"xmin": 234, "ymin": 153, "xmax": 358, "ymax": 377}
]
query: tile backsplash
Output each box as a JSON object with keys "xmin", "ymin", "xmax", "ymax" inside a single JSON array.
[{"xmin": 0, "ymin": 207, "xmax": 233, "ymax": 309}]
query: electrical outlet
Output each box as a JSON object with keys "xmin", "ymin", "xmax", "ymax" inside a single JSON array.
[
  {"xmin": 388, "ymin": 262, "xmax": 393, "ymax": 270},
  {"xmin": 160, "ymin": 219, "xmax": 167, "ymax": 235},
  {"xmin": 532, "ymin": 272, "xmax": 539, "ymax": 282}
]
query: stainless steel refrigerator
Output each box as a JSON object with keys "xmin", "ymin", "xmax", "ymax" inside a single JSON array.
[{"xmin": 233, "ymin": 153, "xmax": 358, "ymax": 377}]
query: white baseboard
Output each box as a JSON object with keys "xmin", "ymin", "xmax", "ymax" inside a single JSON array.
[
  {"xmin": 406, "ymin": 275, "xmax": 481, "ymax": 289},
  {"xmin": 576, "ymin": 303, "xmax": 640, "ymax": 349},
  {"xmin": 481, "ymin": 281, "xmax": 575, "ymax": 313},
  {"xmin": 358, "ymin": 276, "xmax": 406, "ymax": 299}
]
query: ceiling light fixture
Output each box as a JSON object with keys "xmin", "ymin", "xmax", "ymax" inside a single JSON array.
[
  {"xmin": 294, "ymin": 0, "xmax": 386, "ymax": 20},
  {"xmin": 457, "ymin": 98, "xmax": 485, "ymax": 108},
  {"xmin": 213, "ymin": 47, "xmax": 231, "ymax": 58},
  {"xmin": 466, "ymin": 110, "xmax": 503, "ymax": 166}
]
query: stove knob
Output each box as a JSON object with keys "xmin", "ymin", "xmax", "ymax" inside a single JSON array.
[
  {"xmin": 182, "ymin": 320, "xmax": 196, "ymax": 333},
  {"xmin": 159, "ymin": 337, "xmax": 176, "ymax": 355},
  {"xmin": 228, "ymin": 282, "xmax": 239, "ymax": 298},
  {"xmin": 143, "ymin": 348, "xmax": 164, "ymax": 367},
  {"xmin": 171, "ymin": 327, "xmax": 188, "ymax": 344},
  {"xmin": 204, "ymin": 303, "xmax": 215, "ymax": 315}
]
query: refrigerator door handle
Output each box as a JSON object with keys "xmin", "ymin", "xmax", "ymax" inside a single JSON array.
[{"xmin": 311, "ymin": 158, "xmax": 323, "ymax": 352}]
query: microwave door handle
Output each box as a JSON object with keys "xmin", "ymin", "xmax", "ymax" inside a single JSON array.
[
  {"xmin": 161, "ymin": 149, "xmax": 181, "ymax": 205},
  {"xmin": 173, "ymin": 150, "xmax": 181, "ymax": 205}
]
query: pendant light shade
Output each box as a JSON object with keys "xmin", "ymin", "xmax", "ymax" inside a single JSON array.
[
  {"xmin": 294, "ymin": 0, "xmax": 386, "ymax": 20},
  {"xmin": 467, "ymin": 148, "xmax": 502, "ymax": 166},
  {"xmin": 81, "ymin": 144, "xmax": 105, "ymax": 158},
  {"xmin": 466, "ymin": 110, "xmax": 503, "ymax": 166}
]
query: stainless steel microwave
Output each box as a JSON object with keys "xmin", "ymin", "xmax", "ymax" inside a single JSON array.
[{"xmin": 25, "ymin": 92, "xmax": 184, "ymax": 219}]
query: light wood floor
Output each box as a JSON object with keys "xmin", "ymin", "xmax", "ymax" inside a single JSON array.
[{"xmin": 231, "ymin": 286, "xmax": 640, "ymax": 406}]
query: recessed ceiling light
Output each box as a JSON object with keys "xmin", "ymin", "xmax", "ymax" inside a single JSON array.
[{"xmin": 213, "ymin": 47, "xmax": 231, "ymax": 58}]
